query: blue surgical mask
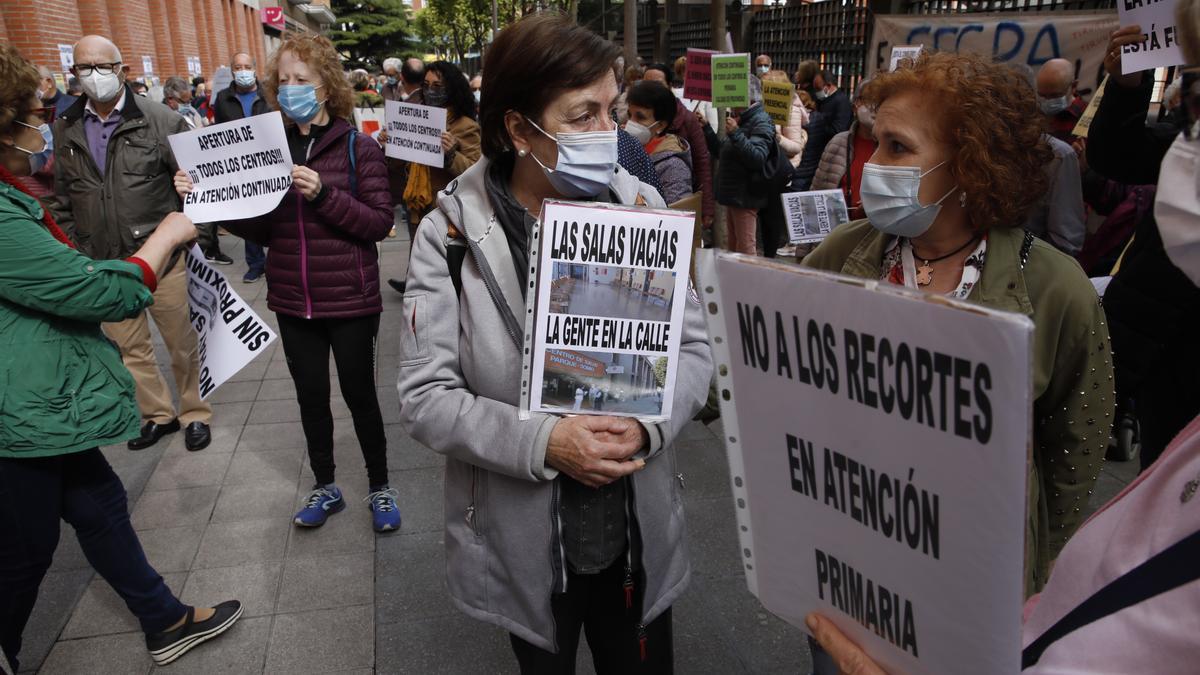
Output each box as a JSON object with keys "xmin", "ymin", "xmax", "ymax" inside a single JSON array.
[
  {"xmin": 1038, "ymin": 94, "xmax": 1070, "ymax": 116},
  {"xmin": 277, "ymin": 84, "xmax": 323, "ymax": 124},
  {"xmin": 526, "ymin": 118, "xmax": 618, "ymax": 198},
  {"xmin": 13, "ymin": 121, "xmax": 53, "ymax": 175},
  {"xmin": 234, "ymin": 70, "xmax": 256, "ymax": 88},
  {"xmin": 860, "ymin": 160, "xmax": 958, "ymax": 238}
]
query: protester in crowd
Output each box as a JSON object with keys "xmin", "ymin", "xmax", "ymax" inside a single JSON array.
[
  {"xmin": 380, "ymin": 57, "xmax": 423, "ymax": 239},
  {"xmin": 755, "ymin": 53, "xmax": 772, "ymax": 77},
  {"xmin": 1023, "ymin": 132, "xmax": 1087, "ymax": 257},
  {"xmin": 386, "ymin": 60, "xmax": 481, "ymax": 295},
  {"xmin": 812, "ymin": 69, "xmax": 852, "ymax": 134},
  {"xmin": 764, "ymin": 70, "xmax": 806, "ymax": 166},
  {"xmin": 36, "ymin": 65, "xmax": 76, "ymax": 118},
  {"xmin": 192, "ymin": 80, "xmax": 212, "ymax": 120},
  {"xmin": 50, "ymin": 35, "xmax": 214, "ymax": 452},
  {"xmin": 397, "ymin": 58, "xmax": 425, "ymax": 103},
  {"xmin": 812, "ymin": 79, "xmax": 876, "ymax": 220},
  {"xmin": 756, "ymin": 70, "xmax": 803, "ymax": 258},
  {"xmin": 625, "ymin": 80, "xmax": 693, "ymax": 204},
  {"xmin": 716, "ymin": 74, "xmax": 775, "ymax": 255},
  {"xmin": 470, "ymin": 72, "xmax": 482, "ymax": 112},
  {"xmin": 214, "ymin": 51, "xmax": 271, "ymax": 282},
  {"xmin": 380, "ymin": 57, "xmax": 404, "ymax": 102},
  {"xmin": 0, "ymin": 44, "xmax": 241, "ymax": 671},
  {"xmin": 672, "ymin": 56, "xmax": 687, "ymax": 96},
  {"xmin": 397, "ymin": 15, "xmax": 712, "ymax": 674},
  {"xmin": 615, "ymin": 64, "xmax": 644, "ymax": 124},
  {"xmin": 791, "ymin": 63, "xmax": 836, "ymax": 191},
  {"xmin": 350, "ymin": 68, "xmax": 384, "ymax": 107},
  {"xmin": 177, "ymin": 33, "xmax": 398, "ymax": 533},
  {"xmin": 1092, "ymin": 21, "xmax": 1200, "ymax": 473},
  {"xmin": 1036, "ymin": 58, "xmax": 1087, "ymax": 143},
  {"xmin": 642, "ymin": 62, "xmax": 714, "ymax": 238},
  {"xmin": 163, "ymin": 76, "xmax": 203, "ymax": 128},
  {"xmin": 130, "ymin": 80, "xmax": 148, "ymax": 97}
]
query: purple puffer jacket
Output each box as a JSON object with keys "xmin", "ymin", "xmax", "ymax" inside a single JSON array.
[{"xmin": 232, "ymin": 118, "xmax": 393, "ymax": 319}]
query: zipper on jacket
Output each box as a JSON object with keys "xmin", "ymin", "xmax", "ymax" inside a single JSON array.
[
  {"xmin": 466, "ymin": 466, "xmax": 482, "ymax": 538},
  {"xmin": 355, "ymin": 246, "xmax": 366, "ymax": 296},
  {"xmin": 296, "ymin": 193, "xmax": 313, "ymax": 318},
  {"xmin": 550, "ymin": 479, "xmax": 566, "ymax": 593},
  {"xmin": 623, "ymin": 563, "xmax": 634, "ymax": 610},
  {"xmin": 637, "ymin": 622, "xmax": 648, "ymax": 662}
]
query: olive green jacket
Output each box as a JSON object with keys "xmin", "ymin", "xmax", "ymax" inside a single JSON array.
[
  {"xmin": 804, "ymin": 220, "xmax": 1114, "ymax": 594},
  {"xmin": 0, "ymin": 182, "xmax": 153, "ymax": 458}
]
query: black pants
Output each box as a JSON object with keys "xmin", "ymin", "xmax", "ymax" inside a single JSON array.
[
  {"xmin": 277, "ymin": 313, "xmax": 388, "ymax": 488},
  {"xmin": 760, "ymin": 191, "xmax": 789, "ymax": 259},
  {"xmin": 509, "ymin": 561, "xmax": 674, "ymax": 674},
  {"xmin": 0, "ymin": 450, "xmax": 185, "ymax": 672}
]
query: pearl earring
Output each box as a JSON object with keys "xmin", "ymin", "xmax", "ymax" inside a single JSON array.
[{"xmin": 518, "ymin": 149, "xmax": 527, "ymax": 157}]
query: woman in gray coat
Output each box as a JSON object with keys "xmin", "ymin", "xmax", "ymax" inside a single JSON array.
[{"xmin": 395, "ymin": 14, "xmax": 713, "ymax": 674}]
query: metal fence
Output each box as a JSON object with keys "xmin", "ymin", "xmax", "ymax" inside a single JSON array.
[
  {"xmin": 904, "ymin": 0, "xmax": 1115, "ymax": 13},
  {"xmin": 752, "ymin": 1, "xmax": 871, "ymax": 92},
  {"xmin": 667, "ymin": 20, "xmax": 718, "ymax": 63}
]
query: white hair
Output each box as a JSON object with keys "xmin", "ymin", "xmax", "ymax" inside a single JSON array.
[
  {"xmin": 383, "ymin": 57, "xmax": 402, "ymax": 73},
  {"xmin": 1164, "ymin": 76, "xmax": 1183, "ymax": 109}
]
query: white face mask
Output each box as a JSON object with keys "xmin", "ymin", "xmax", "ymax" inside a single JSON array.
[
  {"xmin": 855, "ymin": 106, "xmax": 875, "ymax": 129},
  {"xmin": 526, "ymin": 118, "xmax": 618, "ymax": 198},
  {"xmin": 624, "ymin": 120, "xmax": 655, "ymax": 145},
  {"xmin": 860, "ymin": 160, "xmax": 958, "ymax": 238},
  {"xmin": 757, "ymin": 65, "xmax": 771, "ymax": 75},
  {"xmin": 1155, "ymin": 134, "xmax": 1200, "ymax": 287},
  {"xmin": 81, "ymin": 70, "xmax": 122, "ymax": 103}
]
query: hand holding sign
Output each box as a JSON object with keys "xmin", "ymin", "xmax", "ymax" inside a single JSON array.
[
  {"xmin": 546, "ymin": 415, "xmax": 647, "ymax": 488},
  {"xmin": 292, "ymin": 166, "xmax": 322, "ymax": 201},
  {"xmin": 806, "ymin": 614, "xmax": 888, "ymax": 675},
  {"xmin": 1105, "ymin": 25, "xmax": 1150, "ymax": 87}
]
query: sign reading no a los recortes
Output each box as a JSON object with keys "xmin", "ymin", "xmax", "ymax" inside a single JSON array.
[
  {"xmin": 384, "ymin": 100, "xmax": 447, "ymax": 168},
  {"xmin": 698, "ymin": 251, "xmax": 1032, "ymax": 675},
  {"xmin": 169, "ymin": 111, "xmax": 294, "ymax": 222}
]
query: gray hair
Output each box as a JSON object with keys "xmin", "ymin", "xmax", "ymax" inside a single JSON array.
[
  {"xmin": 163, "ymin": 76, "xmax": 190, "ymax": 100},
  {"xmin": 382, "ymin": 57, "xmax": 402, "ymax": 73}
]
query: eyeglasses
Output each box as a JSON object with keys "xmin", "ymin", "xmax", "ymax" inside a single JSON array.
[{"xmin": 74, "ymin": 62, "xmax": 121, "ymax": 77}]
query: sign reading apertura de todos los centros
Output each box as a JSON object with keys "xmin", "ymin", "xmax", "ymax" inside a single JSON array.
[{"xmin": 698, "ymin": 251, "xmax": 1033, "ymax": 675}]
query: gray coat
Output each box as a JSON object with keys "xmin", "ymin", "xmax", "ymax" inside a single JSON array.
[{"xmin": 396, "ymin": 157, "xmax": 714, "ymax": 651}]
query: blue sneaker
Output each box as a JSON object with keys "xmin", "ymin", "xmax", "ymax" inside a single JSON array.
[
  {"xmin": 366, "ymin": 488, "xmax": 401, "ymax": 533},
  {"xmin": 293, "ymin": 486, "xmax": 344, "ymax": 527}
]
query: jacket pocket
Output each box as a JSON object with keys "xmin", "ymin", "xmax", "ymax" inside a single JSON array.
[
  {"xmin": 399, "ymin": 292, "xmax": 431, "ymax": 366},
  {"xmin": 467, "ymin": 466, "xmax": 486, "ymax": 541}
]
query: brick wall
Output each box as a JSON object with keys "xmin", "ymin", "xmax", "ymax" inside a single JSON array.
[{"xmin": 0, "ymin": 0, "xmax": 274, "ymax": 82}]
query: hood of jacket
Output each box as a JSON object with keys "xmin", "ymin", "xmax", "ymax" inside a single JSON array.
[{"xmin": 650, "ymin": 133, "xmax": 692, "ymax": 163}]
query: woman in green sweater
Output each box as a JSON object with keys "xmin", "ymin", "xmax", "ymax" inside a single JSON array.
[{"xmin": 0, "ymin": 44, "xmax": 240, "ymax": 670}]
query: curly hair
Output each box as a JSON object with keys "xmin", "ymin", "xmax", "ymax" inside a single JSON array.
[
  {"xmin": 426, "ymin": 61, "xmax": 476, "ymax": 121},
  {"xmin": 860, "ymin": 51, "xmax": 1053, "ymax": 231},
  {"xmin": 263, "ymin": 33, "xmax": 354, "ymax": 123},
  {"xmin": 0, "ymin": 43, "xmax": 40, "ymax": 138}
]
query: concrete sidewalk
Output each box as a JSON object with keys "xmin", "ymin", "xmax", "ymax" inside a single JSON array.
[{"xmin": 22, "ymin": 222, "xmax": 1138, "ymax": 674}]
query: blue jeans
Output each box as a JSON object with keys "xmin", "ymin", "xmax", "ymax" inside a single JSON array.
[
  {"xmin": 0, "ymin": 449, "xmax": 186, "ymax": 671},
  {"xmin": 245, "ymin": 241, "xmax": 266, "ymax": 274}
]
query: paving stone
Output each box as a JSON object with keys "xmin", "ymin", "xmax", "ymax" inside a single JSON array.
[
  {"xmin": 674, "ymin": 438, "xmax": 735, "ymax": 500},
  {"xmin": 14, "ymin": 569, "xmax": 91, "ymax": 673},
  {"xmin": 276, "ymin": 551, "xmax": 375, "ymax": 613},
  {"xmin": 137, "ymin": 525, "xmax": 205, "ymax": 573},
  {"xmin": 684, "ymin": 497, "xmax": 746, "ymax": 580},
  {"xmin": 228, "ymin": 358, "xmax": 270, "ymax": 383},
  {"xmin": 248, "ymin": 398, "xmax": 350, "ymax": 425},
  {"xmin": 223, "ymin": 450, "xmax": 304, "ymax": 488},
  {"xmin": 37, "ymin": 631, "xmax": 153, "ymax": 675},
  {"xmin": 162, "ymin": 424, "xmax": 242, "ymax": 456},
  {"xmin": 255, "ymin": 378, "xmax": 300, "ymax": 401},
  {"xmin": 375, "ymin": 613, "xmax": 511, "ymax": 675},
  {"xmin": 212, "ymin": 482, "xmax": 300, "ymax": 523},
  {"xmin": 235, "ymin": 422, "xmax": 309, "ymax": 453},
  {"xmin": 387, "ymin": 466, "xmax": 444, "ymax": 534},
  {"xmin": 131, "ymin": 486, "xmax": 220, "ymax": 531},
  {"xmin": 376, "ymin": 387, "xmax": 402, "ymax": 424},
  {"xmin": 384, "ymin": 424, "xmax": 444, "ymax": 471},
  {"xmin": 375, "ymin": 532, "xmax": 456, "ymax": 624},
  {"xmin": 207, "ymin": 379, "xmax": 262, "ymax": 404},
  {"xmin": 180, "ymin": 561, "xmax": 282, "ymax": 618},
  {"xmin": 209, "ymin": 401, "xmax": 253, "ymax": 428},
  {"xmin": 144, "ymin": 452, "xmax": 233, "ymax": 492},
  {"xmin": 61, "ymin": 572, "xmax": 187, "ymax": 639},
  {"xmin": 156, "ymin": 616, "xmax": 271, "ymax": 675},
  {"xmin": 47, "ymin": 529, "xmax": 91, "ymax": 573},
  {"xmin": 263, "ymin": 359, "xmax": 294, "ymax": 381},
  {"xmin": 265, "ymin": 605, "xmax": 374, "ymax": 673},
  {"xmin": 194, "ymin": 519, "xmax": 290, "ymax": 569},
  {"xmin": 698, "ymin": 573, "xmax": 811, "ymax": 674},
  {"xmin": 285, "ymin": 485, "xmax": 376, "ymax": 559}
]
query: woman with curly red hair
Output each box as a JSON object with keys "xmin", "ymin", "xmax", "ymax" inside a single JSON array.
[{"xmin": 804, "ymin": 51, "xmax": 1113, "ymax": 596}]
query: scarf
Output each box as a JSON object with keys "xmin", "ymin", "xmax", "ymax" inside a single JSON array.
[
  {"xmin": 404, "ymin": 163, "xmax": 434, "ymax": 217},
  {"xmin": 0, "ymin": 165, "xmax": 75, "ymax": 248},
  {"xmin": 485, "ymin": 153, "xmax": 538, "ymax": 298}
]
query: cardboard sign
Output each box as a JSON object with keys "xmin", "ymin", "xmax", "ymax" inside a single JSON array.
[
  {"xmin": 683, "ymin": 48, "xmax": 718, "ymax": 102},
  {"xmin": 869, "ymin": 13, "xmax": 1119, "ymax": 94},
  {"xmin": 762, "ymin": 81, "xmax": 795, "ymax": 126},
  {"xmin": 698, "ymin": 250, "xmax": 1032, "ymax": 675},
  {"xmin": 1072, "ymin": 74, "xmax": 1109, "ymax": 138},
  {"xmin": 185, "ymin": 245, "xmax": 277, "ymax": 399},
  {"xmin": 782, "ymin": 190, "xmax": 850, "ymax": 244},
  {"xmin": 712, "ymin": 53, "xmax": 751, "ymax": 109},
  {"xmin": 58, "ymin": 44, "xmax": 74, "ymax": 74},
  {"xmin": 169, "ymin": 111, "xmax": 294, "ymax": 222},
  {"xmin": 383, "ymin": 100, "xmax": 447, "ymax": 167},
  {"xmin": 889, "ymin": 45, "xmax": 924, "ymax": 71},
  {"xmin": 1118, "ymin": 0, "xmax": 1184, "ymax": 73},
  {"xmin": 522, "ymin": 201, "xmax": 696, "ymax": 422}
]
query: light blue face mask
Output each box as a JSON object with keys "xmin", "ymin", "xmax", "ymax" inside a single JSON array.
[
  {"xmin": 234, "ymin": 69, "xmax": 257, "ymax": 88},
  {"xmin": 526, "ymin": 118, "xmax": 618, "ymax": 198},
  {"xmin": 13, "ymin": 121, "xmax": 53, "ymax": 175},
  {"xmin": 277, "ymin": 83, "xmax": 324, "ymax": 124},
  {"xmin": 860, "ymin": 160, "xmax": 958, "ymax": 238}
]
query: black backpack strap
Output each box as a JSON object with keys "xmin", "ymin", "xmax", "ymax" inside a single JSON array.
[{"xmin": 1022, "ymin": 528, "xmax": 1200, "ymax": 669}]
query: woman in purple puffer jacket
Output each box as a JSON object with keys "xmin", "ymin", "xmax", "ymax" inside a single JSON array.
[{"xmin": 175, "ymin": 34, "xmax": 400, "ymax": 533}]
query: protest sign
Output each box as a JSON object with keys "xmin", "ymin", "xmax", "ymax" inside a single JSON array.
[
  {"xmin": 1073, "ymin": 74, "xmax": 1108, "ymax": 138},
  {"xmin": 354, "ymin": 106, "xmax": 385, "ymax": 136},
  {"xmin": 185, "ymin": 245, "xmax": 277, "ymax": 399},
  {"xmin": 684, "ymin": 48, "xmax": 717, "ymax": 101},
  {"xmin": 697, "ymin": 251, "xmax": 1032, "ymax": 675},
  {"xmin": 1118, "ymin": 0, "xmax": 1184, "ymax": 73},
  {"xmin": 169, "ymin": 111, "xmax": 293, "ymax": 222},
  {"xmin": 762, "ymin": 81, "xmax": 795, "ymax": 126},
  {"xmin": 522, "ymin": 201, "xmax": 696, "ymax": 422},
  {"xmin": 58, "ymin": 44, "xmax": 74, "ymax": 73},
  {"xmin": 141, "ymin": 55, "xmax": 154, "ymax": 76},
  {"xmin": 782, "ymin": 190, "xmax": 850, "ymax": 244},
  {"xmin": 383, "ymin": 99, "xmax": 447, "ymax": 167},
  {"xmin": 210, "ymin": 66, "xmax": 233, "ymax": 97},
  {"xmin": 889, "ymin": 45, "xmax": 924, "ymax": 71},
  {"xmin": 711, "ymin": 53, "xmax": 751, "ymax": 109},
  {"xmin": 870, "ymin": 13, "xmax": 1119, "ymax": 94}
]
